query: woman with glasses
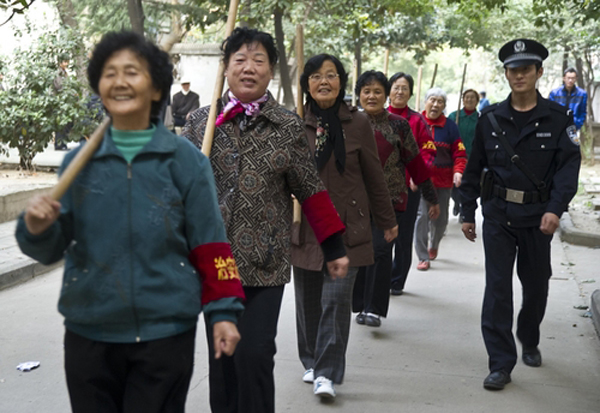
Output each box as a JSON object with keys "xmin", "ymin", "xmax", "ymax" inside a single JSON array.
[
  {"xmin": 291, "ymin": 55, "xmax": 397, "ymax": 400},
  {"xmin": 387, "ymin": 72, "xmax": 437, "ymax": 294}
]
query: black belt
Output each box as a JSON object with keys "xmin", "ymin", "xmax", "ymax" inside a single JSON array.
[{"xmin": 492, "ymin": 185, "xmax": 548, "ymax": 204}]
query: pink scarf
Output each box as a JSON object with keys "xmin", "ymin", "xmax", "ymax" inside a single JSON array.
[{"xmin": 215, "ymin": 91, "xmax": 269, "ymax": 126}]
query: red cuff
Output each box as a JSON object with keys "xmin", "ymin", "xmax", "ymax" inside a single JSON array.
[
  {"xmin": 189, "ymin": 242, "xmax": 245, "ymax": 305},
  {"xmin": 302, "ymin": 191, "xmax": 345, "ymax": 243},
  {"xmin": 406, "ymin": 154, "xmax": 431, "ymax": 185}
]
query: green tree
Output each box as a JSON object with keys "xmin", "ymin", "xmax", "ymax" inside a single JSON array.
[{"xmin": 0, "ymin": 26, "xmax": 98, "ymax": 170}]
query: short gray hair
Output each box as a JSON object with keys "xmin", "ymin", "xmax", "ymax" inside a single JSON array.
[{"xmin": 425, "ymin": 87, "xmax": 447, "ymax": 104}]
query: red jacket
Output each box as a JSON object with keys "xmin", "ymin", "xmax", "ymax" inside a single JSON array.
[{"xmin": 422, "ymin": 112, "xmax": 467, "ymax": 189}]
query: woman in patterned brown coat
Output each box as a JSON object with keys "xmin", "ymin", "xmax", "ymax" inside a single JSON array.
[
  {"xmin": 352, "ymin": 71, "xmax": 440, "ymax": 328},
  {"xmin": 291, "ymin": 55, "xmax": 397, "ymax": 400},
  {"xmin": 184, "ymin": 28, "xmax": 348, "ymax": 413}
]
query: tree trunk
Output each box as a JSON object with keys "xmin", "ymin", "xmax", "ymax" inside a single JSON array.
[
  {"xmin": 273, "ymin": 7, "xmax": 294, "ymax": 109},
  {"xmin": 354, "ymin": 39, "xmax": 362, "ymax": 79},
  {"xmin": 159, "ymin": 0, "xmax": 184, "ymax": 53},
  {"xmin": 239, "ymin": 0, "xmax": 252, "ymax": 27},
  {"xmin": 127, "ymin": 0, "xmax": 145, "ymax": 35},
  {"xmin": 54, "ymin": 0, "xmax": 85, "ymax": 79}
]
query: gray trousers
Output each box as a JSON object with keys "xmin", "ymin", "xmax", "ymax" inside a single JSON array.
[
  {"xmin": 293, "ymin": 266, "xmax": 359, "ymax": 384},
  {"xmin": 414, "ymin": 187, "xmax": 451, "ymax": 261}
]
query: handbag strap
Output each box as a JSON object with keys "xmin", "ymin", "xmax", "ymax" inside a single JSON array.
[{"xmin": 486, "ymin": 112, "xmax": 546, "ymax": 191}]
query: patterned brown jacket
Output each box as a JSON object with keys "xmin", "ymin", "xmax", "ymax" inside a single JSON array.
[{"xmin": 184, "ymin": 92, "xmax": 332, "ymax": 287}]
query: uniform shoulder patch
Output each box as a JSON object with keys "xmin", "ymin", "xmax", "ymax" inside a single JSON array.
[{"xmin": 566, "ymin": 125, "xmax": 580, "ymax": 146}]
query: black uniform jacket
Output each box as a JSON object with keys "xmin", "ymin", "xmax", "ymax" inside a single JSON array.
[{"xmin": 460, "ymin": 91, "xmax": 581, "ymax": 228}]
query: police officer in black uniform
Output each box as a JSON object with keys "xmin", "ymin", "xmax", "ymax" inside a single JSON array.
[{"xmin": 459, "ymin": 39, "xmax": 581, "ymax": 390}]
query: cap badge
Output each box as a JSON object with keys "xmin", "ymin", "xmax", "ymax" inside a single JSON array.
[{"xmin": 514, "ymin": 41, "xmax": 526, "ymax": 53}]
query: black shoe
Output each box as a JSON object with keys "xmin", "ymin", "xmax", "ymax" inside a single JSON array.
[
  {"xmin": 390, "ymin": 287, "xmax": 403, "ymax": 296},
  {"xmin": 452, "ymin": 203, "xmax": 460, "ymax": 216},
  {"xmin": 522, "ymin": 347, "xmax": 542, "ymax": 367},
  {"xmin": 355, "ymin": 312, "xmax": 366, "ymax": 325},
  {"xmin": 483, "ymin": 370, "xmax": 511, "ymax": 390},
  {"xmin": 364, "ymin": 313, "xmax": 381, "ymax": 327}
]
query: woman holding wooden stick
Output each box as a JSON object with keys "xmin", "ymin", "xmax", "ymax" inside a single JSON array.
[
  {"xmin": 184, "ymin": 27, "xmax": 348, "ymax": 413},
  {"xmin": 16, "ymin": 31, "xmax": 245, "ymax": 413}
]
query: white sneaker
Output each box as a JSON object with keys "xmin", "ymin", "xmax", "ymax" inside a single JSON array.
[
  {"xmin": 313, "ymin": 376, "xmax": 335, "ymax": 398},
  {"xmin": 303, "ymin": 368, "xmax": 314, "ymax": 383}
]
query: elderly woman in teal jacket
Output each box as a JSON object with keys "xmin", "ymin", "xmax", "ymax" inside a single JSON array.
[
  {"xmin": 448, "ymin": 88, "xmax": 479, "ymax": 217},
  {"xmin": 16, "ymin": 31, "xmax": 244, "ymax": 413}
]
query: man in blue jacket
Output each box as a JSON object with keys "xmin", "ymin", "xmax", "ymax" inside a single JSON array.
[{"xmin": 548, "ymin": 67, "xmax": 587, "ymax": 130}]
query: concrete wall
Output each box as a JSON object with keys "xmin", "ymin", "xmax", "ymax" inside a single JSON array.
[{"xmin": 0, "ymin": 187, "xmax": 52, "ymax": 224}]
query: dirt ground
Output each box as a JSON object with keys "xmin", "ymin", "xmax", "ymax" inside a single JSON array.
[
  {"xmin": 1, "ymin": 164, "xmax": 599, "ymax": 236},
  {"xmin": 0, "ymin": 169, "xmax": 57, "ymax": 197}
]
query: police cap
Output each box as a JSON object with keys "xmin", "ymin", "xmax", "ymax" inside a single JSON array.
[{"xmin": 498, "ymin": 39, "xmax": 548, "ymax": 68}]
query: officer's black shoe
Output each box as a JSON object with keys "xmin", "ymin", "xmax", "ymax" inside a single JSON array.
[
  {"xmin": 483, "ymin": 370, "xmax": 511, "ymax": 390},
  {"xmin": 522, "ymin": 347, "xmax": 542, "ymax": 367}
]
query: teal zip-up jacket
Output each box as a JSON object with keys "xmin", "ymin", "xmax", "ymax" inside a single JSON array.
[{"xmin": 16, "ymin": 121, "xmax": 244, "ymax": 343}]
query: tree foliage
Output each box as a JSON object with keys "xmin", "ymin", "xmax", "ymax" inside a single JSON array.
[{"xmin": 0, "ymin": 25, "xmax": 99, "ymax": 170}]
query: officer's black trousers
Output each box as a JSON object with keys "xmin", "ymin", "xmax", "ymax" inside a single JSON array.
[{"xmin": 481, "ymin": 218, "xmax": 553, "ymax": 373}]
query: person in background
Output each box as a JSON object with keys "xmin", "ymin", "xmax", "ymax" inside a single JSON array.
[
  {"xmin": 548, "ymin": 67, "xmax": 587, "ymax": 131},
  {"xmin": 171, "ymin": 78, "xmax": 200, "ymax": 134},
  {"xmin": 184, "ymin": 28, "xmax": 348, "ymax": 413},
  {"xmin": 16, "ymin": 30, "xmax": 244, "ymax": 413},
  {"xmin": 387, "ymin": 72, "xmax": 436, "ymax": 296},
  {"xmin": 448, "ymin": 89, "xmax": 480, "ymax": 218},
  {"xmin": 415, "ymin": 87, "xmax": 467, "ymax": 271},
  {"xmin": 479, "ymin": 90, "xmax": 491, "ymax": 111},
  {"xmin": 292, "ymin": 55, "xmax": 397, "ymax": 400},
  {"xmin": 353, "ymin": 70, "xmax": 439, "ymax": 328},
  {"xmin": 460, "ymin": 38, "xmax": 580, "ymax": 391}
]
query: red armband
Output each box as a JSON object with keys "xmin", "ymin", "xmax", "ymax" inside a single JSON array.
[
  {"xmin": 302, "ymin": 191, "xmax": 345, "ymax": 243},
  {"xmin": 189, "ymin": 242, "xmax": 245, "ymax": 305}
]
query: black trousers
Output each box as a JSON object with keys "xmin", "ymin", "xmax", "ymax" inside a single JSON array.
[
  {"xmin": 391, "ymin": 189, "xmax": 421, "ymax": 290},
  {"xmin": 481, "ymin": 218, "xmax": 553, "ymax": 373},
  {"xmin": 205, "ymin": 285, "xmax": 284, "ymax": 413},
  {"xmin": 353, "ymin": 212, "xmax": 402, "ymax": 317},
  {"xmin": 64, "ymin": 327, "xmax": 196, "ymax": 413}
]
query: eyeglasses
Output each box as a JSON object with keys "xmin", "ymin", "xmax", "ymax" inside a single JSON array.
[
  {"xmin": 308, "ymin": 73, "xmax": 340, "ymax": 82},
  {"xmin": 391, "ymin": 86, "xmax": 410, "ymax": 93}
]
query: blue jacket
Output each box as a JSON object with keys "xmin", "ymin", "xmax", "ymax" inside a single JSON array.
[
  {"xmin": 548, "ymin": 85, "xmax": 587, "ymax": 129},
  {"xmin": 16, "ymin": 121, "xmax": 243, "ymax": 343}
]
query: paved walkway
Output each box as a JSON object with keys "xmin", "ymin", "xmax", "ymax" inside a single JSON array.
[{"xmin": 1, "ymin": 215, "xmax": 599, "ymax": 412}]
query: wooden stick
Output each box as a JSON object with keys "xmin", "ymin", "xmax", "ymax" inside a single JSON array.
[
  {"xmin": 456, "ymin": 63, "xmax": 467, "ymax": 127},
  {"xmin": 201, "ymin": 0, "xmax": 240, "ymax": 157},
  {"xmin": 293, "ymin": 24, "xmax": 304, "ymax": 224},
  {"xmin": 50, "ymin": 117, "xmax": 111, "ymax": 201},
  {"xmin": 383, "ymin": 48, "xmax": 390, "ymax": 76},
  {"xmin": 351, "ymin": 59, "xmax": 358, "ymax": 107},
  {"xmin": 430, "ymin": 63, "xmax": 438, "ymax": 88},
  {"xmin": 415, "ymin": 66, "xmax": 423, "ymax": 112}
]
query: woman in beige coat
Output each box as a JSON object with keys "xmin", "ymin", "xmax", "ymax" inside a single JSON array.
[{"xmin": 291, "ymin": 54, "xmax": 397, "ymax": 400}]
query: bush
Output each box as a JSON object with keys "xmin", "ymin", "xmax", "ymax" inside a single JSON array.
[{"xmin": 0, "ymin": 26, "xmax": 100, "ymax": 170}]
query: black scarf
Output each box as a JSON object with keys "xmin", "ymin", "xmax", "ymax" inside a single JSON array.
[{"xmin": 311, "ymin": 100, "xmax": 346, "ymax": 174}]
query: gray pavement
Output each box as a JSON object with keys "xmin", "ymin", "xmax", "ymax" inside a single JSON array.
[{"xmin": 1, "ymin": 215, "xmax": 599, "ymax": 413}]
